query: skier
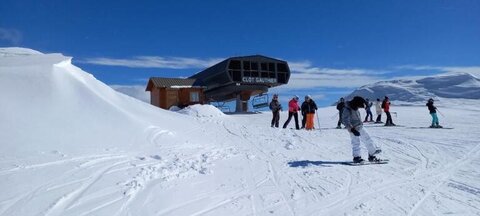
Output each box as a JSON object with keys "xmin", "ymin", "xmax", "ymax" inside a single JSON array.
[
  {"xmin": 382, "ymin": 96, "xmax": 395, "ymax": 126},
  {"xmin": 303, "ymin": 95, "xmax": 318, "ymax": 130},
  {"xmin": 300, "ymin": 95, "xmax": 309, "ymax": 129},
  {"xmin": 336, "ymin": 97, "xmax": 345, "ymax": 129},
  {"xmin": 364, "ymin": 98, "xmax": 373, "ymax": 122},
  {"xmin": 283, "ymin": 95, "xmax": 300, "ymax": 130},
  {"xmin": 269, "ymin": 94, "xmax": 282, "ymax": 128},
  {"xmin": 375, "ymin": 98, "xmax": 383, "ymax": 123},
  {"xmin": 426, "ymin": 98, "xmax": 442, "ymax": 128},
  {"xmin": 342, "ymin": 96, "xmax": 382, "ymax": 163}
]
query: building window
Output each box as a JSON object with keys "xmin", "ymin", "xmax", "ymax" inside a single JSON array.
[
  {"xmin": 261, "ymin": 62, "xmax": 268, "ymax": 71},
  {"xmin": 278, "ymin": 72, "xmax": 288, "ymax": 83},
  {"xmin": 251, "ymin": 62, "xmax": 258, "ymax": 71},
  {"xmin": 243, "ymin": 61, "xmax": 251, "ymax": 70},
  {"xmin": 229, "ymin": 60, "xmax": 241, "ymax": 69},
  {"xmin": 232, "ymin": 70, "xmax": 242, "ymax": 81},
  {"xmin": 268, "ymin": 63, "xmax": 275, "ymax": 72},
  {"xmin": 277, "ymin": 63, "xmax": 288, "ymax": 72},
  {"xmin": 190, "ymin": 92, "xmax": 200, "ymax": 102}
]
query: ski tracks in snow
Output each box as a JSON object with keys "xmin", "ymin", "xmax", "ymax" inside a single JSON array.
[
  {"xmin": 0, "ymin": 153, "xmax": 131, "ymax": 216},
  {"xmin": 220, "ymin": 116, "xmax": 480, "ymax": 216},
  {"xmin": 222, "ymin": 122, "xmax": 297, "ymax": 215},
  {"xmin": 406, "ymin": 141, "xmax": 480, "ymax": 216}
]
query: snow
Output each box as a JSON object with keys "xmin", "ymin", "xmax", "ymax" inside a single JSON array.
[
  {"xmin": 1, "ymin": 48, "xmax": 479, "ymax": 215},
  {"xmin": 0, "ymin": 47, "xmax": 43, "ymax": 57},
  {"xmin": 177, "ymin": 104, "xmax": 225, "ymax": 118}
]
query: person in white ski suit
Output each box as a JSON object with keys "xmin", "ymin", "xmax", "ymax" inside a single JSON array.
[
  {"xmin": 342, "ymin": 96, "xmax": 382, "ymax": 163},
  {"xmin": 375, "ymin": 98, "xmax": 383, "ymax": 123}
]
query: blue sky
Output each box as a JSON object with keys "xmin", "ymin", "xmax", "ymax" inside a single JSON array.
[{"xmin": 1, "ymin": 0, "xmax": 480, "ymax": 107}]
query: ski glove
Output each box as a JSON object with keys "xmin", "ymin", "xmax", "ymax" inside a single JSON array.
[{"xmin": 350, "ymin": 128, "xmax": 360, "ymax": 136}]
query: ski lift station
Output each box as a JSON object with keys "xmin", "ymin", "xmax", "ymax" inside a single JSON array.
[{"xmin": 146, "ymin": 55, "xmax": 291, "ymax": 112}]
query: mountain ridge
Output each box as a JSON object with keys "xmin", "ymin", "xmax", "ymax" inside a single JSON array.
[{"xmin": 344, "ymin": 72, "xmax": 480, "ymax": 103}]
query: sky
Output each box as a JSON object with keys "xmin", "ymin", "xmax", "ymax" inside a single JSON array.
[{"xmin": 1, "ymin": 0, "xmax": 480, "ymax": 107}]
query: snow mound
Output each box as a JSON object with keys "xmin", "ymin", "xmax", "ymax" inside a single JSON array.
[
  {"xmin": 177, "ymin": 104, "xmax": 225, "ymax": 118},
  {"xmin": 0, "ymin": 47, "xmax": 194, "ymax": 154},
  {"xmin": 345, "ymin": 72, "xmax": 480, "ymax": 102}
]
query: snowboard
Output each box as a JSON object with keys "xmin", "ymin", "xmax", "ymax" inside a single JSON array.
[
  {"xmin": 365, "ymin": 124, "xmax": 404, "ymax": 128},
  {"xmin": 407, "ymin": 127, "xmax": 454, "ymax": 129},
  {"xmin": 341, "ymin": 159, "xmax": 389, "ymax": 166}
]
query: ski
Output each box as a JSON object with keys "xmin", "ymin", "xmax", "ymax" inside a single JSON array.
[
  {"xmin": 365, "ymin": 125, "xmax": 405, "ymax": 128},
  {"xmin": 406, "ymin": 127, "xmax": 454, "ymax": 129}
]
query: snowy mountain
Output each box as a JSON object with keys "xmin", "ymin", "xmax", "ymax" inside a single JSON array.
[
  {"xmin": 1, "ymin": 48, "xmax": 479, "ymax": 216},
  {"xmin": 344, "ymin": 73, "xmax": 480, "ymax": 103}
]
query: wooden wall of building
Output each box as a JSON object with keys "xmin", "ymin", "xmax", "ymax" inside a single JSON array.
[
  {"xmin": 150, "ymin": 88, "xmax": 161, "ymax": 107},
  {"xmin": 150, "ymin": 87, "xmax": 204, "ymax": 109}
]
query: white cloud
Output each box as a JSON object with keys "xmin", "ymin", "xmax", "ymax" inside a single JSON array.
[
  {"xmin": 290, "ymin": 60, "xmax": 387, "ymax": 75},
  {"xmin": 0, "ymin": 28, "xmax": 22, "ymax": 45},
  {"xmin": 110, "ymin": 85, "xmax": 150, "ymax": 103},
  {"xmin": 82, "ymin": 56, "xmax": 224, "ymax": 69},
  {"xmin": 284, "ymin": 60, "xmax": 386, "ymax": 89}
]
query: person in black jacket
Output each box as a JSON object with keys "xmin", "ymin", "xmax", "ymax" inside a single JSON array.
[
  {"xmin": 336, "ymin": 98, "xmax": 345, "ymax": 129},
  {"xmin": 269, "ymin": 94, "xmax": 282, "ymax": 127},
  {"xmin": 426, "ymin": 98, "xmax": 442, "ymax": 128},
  {"xmin": 302, "ymin": 95, "xmax": 318, "ymax": 130}
]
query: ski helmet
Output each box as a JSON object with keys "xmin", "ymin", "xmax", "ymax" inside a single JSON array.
[{"xmin": 351, "ymin": 96, "xmax": 366, "ymax": 109}]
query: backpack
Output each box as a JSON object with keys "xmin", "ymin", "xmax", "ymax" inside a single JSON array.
[{"xmin": 381, "ymin": 101, "xmax": 386, "ymax": 109}]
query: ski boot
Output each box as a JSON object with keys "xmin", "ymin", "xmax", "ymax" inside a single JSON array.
[
  {"xmin": 368, "ymin": 155, "xmax": 382, "ymax": 162},
  {"xmin": 353, "ymin": 156, "xmax": 364, "ymax": 163},
  {"xmin": 436, "ymin": 125, "xmax": 443, "ymax": 128},
  {"xmin": 336, "ymin": 126, "xmax": 342, "ymax": 129}
]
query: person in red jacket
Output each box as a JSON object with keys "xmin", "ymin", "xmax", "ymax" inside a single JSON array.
[
  {"xmin": 382, "ymin": 96, "xmax": 395, "ymax": 126},
  {"xmin": 283, "ymin": 95, "xmax": 300, "ymax": 130}
]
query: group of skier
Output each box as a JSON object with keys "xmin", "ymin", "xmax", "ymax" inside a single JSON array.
[
  {"xmin": 337, "ymin": 96, "xmax": 396, "ymax": 127},
  {"xmin": 269, "ymin": 94, "xmax": 318, "ymax": 130},
  {"xmin": 269, "ymin": 94, "xmax": 443, "ymax": 163}
]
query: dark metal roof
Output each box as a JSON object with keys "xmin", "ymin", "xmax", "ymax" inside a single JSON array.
[
  {"xmin": 189, "ymin": 55, "xmax": 287, "ymax": 81},
  {"xmin": 227, "ymin": 55, "xmax": 287, "ymax": 63},
  {"xmin": 189, "ymin": 59, "xmax": 229, "ymax": 80},
  {"xmin": 145, "ymin": 77, "xmax": 203, "ymax": 91}
]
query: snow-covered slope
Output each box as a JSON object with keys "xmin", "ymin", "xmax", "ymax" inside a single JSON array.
[
  {"xmin": 0, "ymin": 48, "xmax": 205, "ymax": 155},
  {"xmin": 345, "ymin": 73, "xmax": 480, "ymax": 102},
  {"xmin": 1, "ymin": 48, "xmax": 479, "ymax": 216}
]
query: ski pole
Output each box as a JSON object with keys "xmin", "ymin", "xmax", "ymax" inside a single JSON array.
[
  {"xmin": 316, "ymin": 112, "xmax": 321, "ymax": 131},
  {"xmin": 436, "ymin": 108, "xmax": 445, "ymax": 117}
]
